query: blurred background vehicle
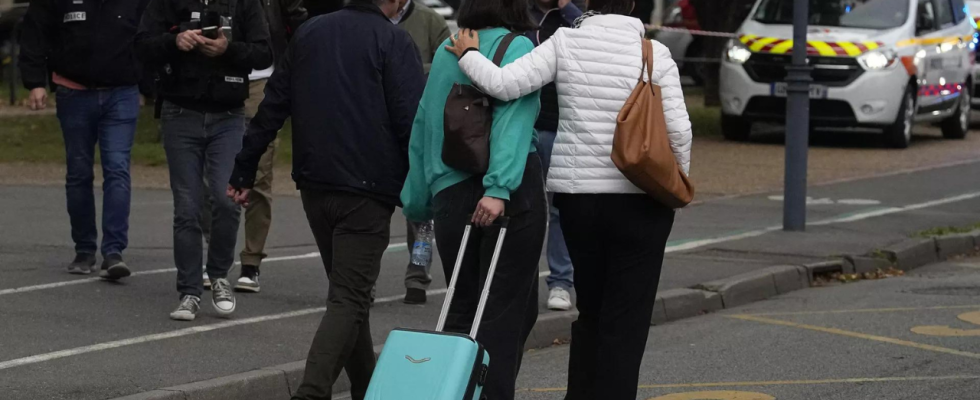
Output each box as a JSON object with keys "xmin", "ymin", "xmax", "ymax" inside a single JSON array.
[{"xmin": 720, "ymin": 0, "xmax": 975, "ymax": 148}]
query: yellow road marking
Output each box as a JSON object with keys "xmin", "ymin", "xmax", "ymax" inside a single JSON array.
[
  {"xmin": 519, "ymin": 375, "xmax": 980, "ymax": 392},
  {"xmin": 744, "ymin": 304, "xmax": 980, "ymax": 317},
  {"xmin": 912, "ymin": 311, "xmax": 980, "ymax": 337},
  {"xmin": 649, "ymin": 391, "xmax": 774, "ymax": 400},
  {"xmin": 728, "ymin": 314, "xmax": 980, "ymax": 360}
]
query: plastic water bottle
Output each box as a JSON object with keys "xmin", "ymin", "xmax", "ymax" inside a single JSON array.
[{"xmin": 411, "ymin": 221, "xmax": 435, "ymax": 268}]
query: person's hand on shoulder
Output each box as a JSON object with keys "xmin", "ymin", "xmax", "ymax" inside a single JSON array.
[{"xmin": 445, "ymin": 28, "xmax": 480, "ymax": 59}]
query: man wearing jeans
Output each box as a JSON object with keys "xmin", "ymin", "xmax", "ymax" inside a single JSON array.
[
  {"xmin": 136, "ymin": 0, "xmax": 272, "ymax": 321},
  {"xmin": 229, "ymin": 1, "xmax": 423, "ymax": 397},
  {"xmin": 19, "ymin": 0, "xmax": 151, "ymax": 279},
  {"xmin": 527, "ymin": 0, "xmax": 583, "ymax": 311}
]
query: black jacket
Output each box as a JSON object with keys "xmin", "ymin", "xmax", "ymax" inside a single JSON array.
[
  {"xmin": 230, "ymin": 1, "xmax": 425, "ymax": 206},
  {"xmin": 18, "ymin": 0, "xmax": 152, "ymax": 90},
  {"xmin": 264, "ymin": 0, "xmax": 308, "ymax": 62},
  {"xmin": 135, "ymin": 0, "xmax": 273, "ymax": 112}
]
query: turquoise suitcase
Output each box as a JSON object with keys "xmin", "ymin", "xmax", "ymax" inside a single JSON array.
[{"xmin": 365, "ymin": 219, "xmax": 510, "ymax": 400}]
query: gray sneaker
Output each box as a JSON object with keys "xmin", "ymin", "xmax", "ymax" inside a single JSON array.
[
  {"xmin": 170, "ymin": 295, "xmax": 201, "ymax": 321},
  {"xmin": 67, "ymin": 253, "xmax": 96, "ymax": 275},
  {"xmin": 211, "ymin": 278, "xmax": 236, "ymax": 316},
  {"xmin": 100, "ymin": 254, "xmax": 131, "ymax": 281}
]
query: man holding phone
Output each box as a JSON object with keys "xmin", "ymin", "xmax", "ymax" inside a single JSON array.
[{"xmin": 136, "ymin": 0, "xmax": 272, "ymax": 321}]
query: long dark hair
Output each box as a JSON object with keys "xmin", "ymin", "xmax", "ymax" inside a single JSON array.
[
  {"xmin": 457, "ymin": 0, "xmax": 536, "ymax": 32},
  {"xmin": 587, "ymin": 0, "xmax": 634, "ymax": 15}
]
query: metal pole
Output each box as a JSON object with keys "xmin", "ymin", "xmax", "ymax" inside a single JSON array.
[
  {"xmin": 783, "ymin": 0, "xmax": 812, "ymax": 231},
  {"xmin": 9, "ymin": 20, "xmax": 18, "ymax": 106}
]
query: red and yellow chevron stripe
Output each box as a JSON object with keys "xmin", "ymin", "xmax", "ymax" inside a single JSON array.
[{"xmin": 739, "ymin": 34, "xmax": 883, "ymax": 57}]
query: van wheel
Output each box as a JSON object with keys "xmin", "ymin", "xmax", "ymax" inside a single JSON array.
[
  {"xmin": 722, "ymin": 114, "xmax": 752, "ymax": 141},
  {"xmin": 884, "ymin": 88, "xmax": 914, "ymax": 149},
  {"xmin": 941, "ymin": 84, "xmax": 971, "ymax": 139}
]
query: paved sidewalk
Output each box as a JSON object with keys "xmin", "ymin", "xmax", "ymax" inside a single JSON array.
[
  {"xmin": 2, "ymin": 159, "xmax": 980, "ymax": 399},
  {"xmin": 514, "ymin": 257, "xmax": 980, "ymax": 400}
]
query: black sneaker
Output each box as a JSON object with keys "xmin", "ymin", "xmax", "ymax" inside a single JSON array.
[
  {"xmin": 234, "ymin": 265, "xmax": 261, "ymax": 293},
  {"xmin": 67, "ymin": 253, "xmax": 96, "ymax": 275},
  {"xmin": 170, "ymin": 295, "xmax": 201, "ymax": 321},
  {"xmin": 100, "ymin": 254, "xmax": 131, "ymax": 281},
  {"xmin": 404, "ymin": 288, "xmax": 427, "ymax": 305}
]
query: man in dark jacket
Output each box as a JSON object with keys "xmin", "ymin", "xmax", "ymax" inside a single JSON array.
[
  {"xmin": 19, "ymin": 0, "xmax": 151, "ymax": 279},
  {"xmin": 228, "ymin": 0, "xmax": 424, "ymax": 398},
  {"xmin": 136, "ymin": 0, "xmax": 272, "ymax": 321}
]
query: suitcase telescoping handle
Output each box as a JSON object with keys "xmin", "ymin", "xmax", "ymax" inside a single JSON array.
[{"xmin": 435, "ymin": 216, "xmax": 511, "ymax": 338}]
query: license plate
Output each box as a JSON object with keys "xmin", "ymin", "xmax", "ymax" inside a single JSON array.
[{"xmin": 771, "ymin": 82, "xmax": 827, "ymax": 99}]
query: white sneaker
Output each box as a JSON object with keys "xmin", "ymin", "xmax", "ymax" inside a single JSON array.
[
  {"xmin": 547, "ymin": 287, "xmax": 572, "ymax": 311},
  {"xmin": 203, "ymin": 270, "xmax": 211, "ymax": 289}
]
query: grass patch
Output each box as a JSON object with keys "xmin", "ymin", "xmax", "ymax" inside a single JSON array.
[
  {"xmin": 912, "ymin": 223, "xmax": 980, "ymax": 238},
  {"xmin": 0, "ymin": 106, "xmax": 294, "ymax": 167},
  {"xmin": 689, "ymin": 105, "xmax": 721, "ymax": 138}
]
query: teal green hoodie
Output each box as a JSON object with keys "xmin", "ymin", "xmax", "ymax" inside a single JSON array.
[{"xmin": 401, "ymin": 28, "xmax": 541, "ymax": 222}]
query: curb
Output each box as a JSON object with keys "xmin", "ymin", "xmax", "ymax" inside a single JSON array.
[{"xmin": 112, "ymin": 230, "xmax": 980, "ymax": 400}]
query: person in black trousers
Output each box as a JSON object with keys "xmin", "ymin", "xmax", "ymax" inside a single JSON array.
[
  {"xmin": 228, "ymin": 0, "xmax": 424, "ymax": 398},
  {"xmin": 399, "ymin": 1, "xmax": 545, "ymax": 398}
]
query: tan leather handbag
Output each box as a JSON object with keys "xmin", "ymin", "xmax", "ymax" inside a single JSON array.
[{"xmin": 612, "ymin": 39, "xmax": 695, "ymax": 208}]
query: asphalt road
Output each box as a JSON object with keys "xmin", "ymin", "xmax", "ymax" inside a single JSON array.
[
  {"xmin": 2, "ymin": 159, "xmax": 980, "ymax": 399},
  {"xmin": 511, "ymin": 258, "xmax": 980, "ymax": 400}
]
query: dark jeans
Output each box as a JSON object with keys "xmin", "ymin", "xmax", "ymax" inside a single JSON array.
[
  {"xmin": 161, "ymin": 101, "xmax": 244, "ymax": 298},
  {"xmin": 56, "ymin": 85, "xmax": 139, "ymax": 256},
  {"xmin": 433, "ymin": 154, "xmax": 547, "ymax": 400},
  {"xmin": 295, "ymin": 190, "xmax": 395, "ymax": 400},
  {"xmin": 554, "ymin": 193, "xmax": 675, "ymax": 400}
]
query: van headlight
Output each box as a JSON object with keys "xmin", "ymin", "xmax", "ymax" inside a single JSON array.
[
  {"xmin": 857, "ymin": 49, "xmax": 897, "ymax": 70},
  {"xmin": 726, "ymin": 42, "xmax": 753, "ymax": 64}
]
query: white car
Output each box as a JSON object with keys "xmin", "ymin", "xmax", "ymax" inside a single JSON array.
[
  {"xmin": 967, "ymin": 0, "xmax": 980, "ymax": 109},
  {"xmin": 720, "ymin": 0, "xmax": 975, "ymax": 148}
]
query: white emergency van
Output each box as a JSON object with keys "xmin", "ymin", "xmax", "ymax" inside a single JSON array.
[
  {"xmin": 967, "ymin": 0, "xmax": 980, "ymax": 108},
  {"xmin": 720, "ymin": 0, "xmax": 976, "ymax": 148}
]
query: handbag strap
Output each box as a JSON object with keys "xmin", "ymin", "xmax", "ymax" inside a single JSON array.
[
  {"xmin": 492, "ymin": 33, "xmax": 520, "ymax": 67},
  {"xmin": 639, "ymin": 39, "xmax": 654, "ymax": 84}
]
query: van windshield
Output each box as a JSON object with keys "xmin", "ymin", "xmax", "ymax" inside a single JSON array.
[{"xmin": 754, "ymin": 0, "xmax": 910, "ymax": 30}]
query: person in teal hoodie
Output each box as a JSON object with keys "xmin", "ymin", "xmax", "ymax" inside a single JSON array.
[{"xmin": 399, "ymin": 0, "xmax": 545, "ymax": 398}]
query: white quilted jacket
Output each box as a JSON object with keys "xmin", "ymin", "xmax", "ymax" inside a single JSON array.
[{"xmin": 459, "ymin": 14, "xmax": 692, "ymax": 194}]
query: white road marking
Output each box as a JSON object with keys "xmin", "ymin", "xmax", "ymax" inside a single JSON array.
[
  {"xmin": 835, "ymin": 199, "xmax": 882, "ymax": 206},
  {"xmin": 767, "ymin": 195, "xmax": 881, "ymax": 206},
  {"xmin": 0, "ymin": 270, "xmax": 552, "ymax": 371},
  {"xmin": 667, "ymin": 191, "xmax": 980, "ymax": 253},
  {"xmin": 0, "ymin": 244, "xmax": 407, "ymax": 297}
]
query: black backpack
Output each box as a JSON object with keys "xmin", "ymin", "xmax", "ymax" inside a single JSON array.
[{"xmin": 441, "ymin": 33, "xmax": 519, "ymax": 175}]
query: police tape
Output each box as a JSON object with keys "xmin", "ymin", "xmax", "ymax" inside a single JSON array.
[{"xmin": 646, "ymin": 25, "xmax": 739, "ymax": 39}]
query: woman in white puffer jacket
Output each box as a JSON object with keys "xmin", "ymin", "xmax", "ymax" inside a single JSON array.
[{"xmin": 446, "ymin": 0, "xmax": 691, "ymax": 398}]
